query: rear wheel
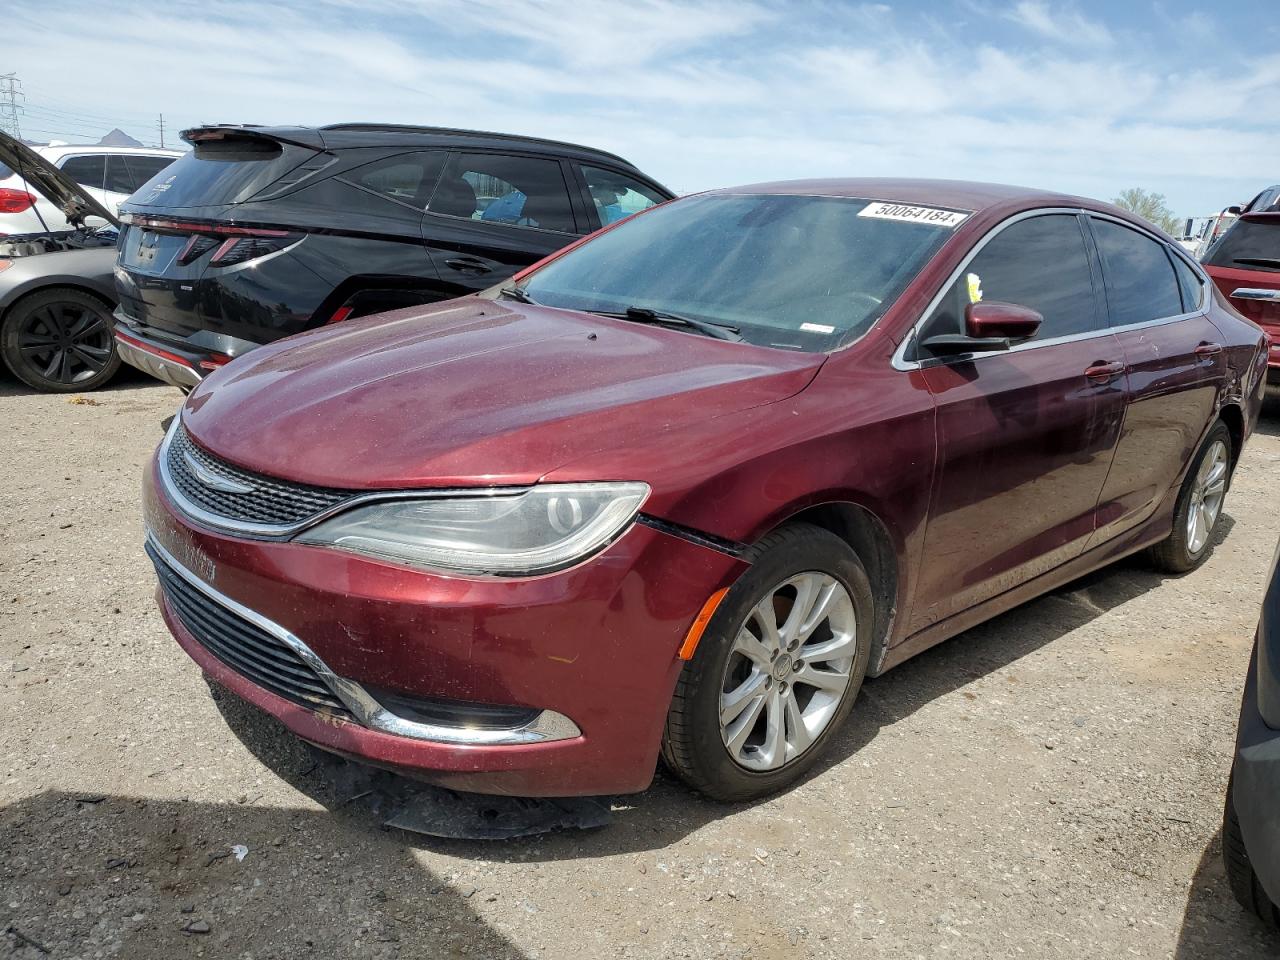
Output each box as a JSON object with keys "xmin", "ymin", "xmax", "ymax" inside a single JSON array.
[
  {"xmin": 661, "ymin": 524, "xmax": 873, "ymax": 801},
  {"xmin": 1, "ymin": 288, "xmax": 120, "ymax": 392},
  {"xmin": 1149, "ymin": 421, "xmax": 1232, "ymax": 573}
]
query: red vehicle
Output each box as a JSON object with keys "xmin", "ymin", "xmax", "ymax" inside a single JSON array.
[
  {"xmin": 143, "ymin": 180, "xmax": 1268, "ymax": 801},
  {"xmin": 1202, "ymin": 211, "xmax": 1280, "ymax": 390}
]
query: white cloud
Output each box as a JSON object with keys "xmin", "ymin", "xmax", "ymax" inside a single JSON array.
[{"xmin": 1006, "ymin": 1, "xmax": 1114, "ymax": 47}]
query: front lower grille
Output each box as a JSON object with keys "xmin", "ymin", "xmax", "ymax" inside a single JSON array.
[
  {"xmin": 165, "ymin": 425, "xmax": 354, "ymax": 527},
  {"xmin": 147, "ymin": 541, "xmax": 351, "ymax": 717}
]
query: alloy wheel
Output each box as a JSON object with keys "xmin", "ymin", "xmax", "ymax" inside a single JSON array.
[
  {"xmin": 1186, "ymin": 439, "xmax": 1228, "ymax": 554},
  {"xmin": 16, "ymin": 302, "xmax": 114, "ymax": 385},
  {"xmin": 719, "ymin": 572, "xmax": 857, "ymax": 771}
]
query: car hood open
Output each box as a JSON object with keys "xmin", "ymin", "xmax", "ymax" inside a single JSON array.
[
  {"xmin": 181, "ymin": 299, "xmax": 825, "ymax": 489},
  {"xmin": 0, "ymin": 131, "xmax": 118, "ymax": 230}
]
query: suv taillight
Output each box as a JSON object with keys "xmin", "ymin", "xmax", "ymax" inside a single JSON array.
[{"xmin": 0, "ymin": 189, "xmax": 37, "ymax": 214}]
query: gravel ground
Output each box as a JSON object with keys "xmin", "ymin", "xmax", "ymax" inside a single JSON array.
[{"xmin": 3, "ymin": 368, "xmax": 1280, "ymax": 960}]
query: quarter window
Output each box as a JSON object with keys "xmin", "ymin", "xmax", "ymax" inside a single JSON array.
[
  {"xmin": 1091, "ymin": 218, "xmax": 1183, "ymax": 325},
  {"xmin": 581, "ymin": 165, "xmax": 665, "ymax": 226},
  {"xmin": 347, "ymin": 151, "xmax": 445, "ymax": 208},
  {"xmin": 1171, "ymin": 255, "xmax": 1204, "ymax": 312},
  {"xmin": 429, "ymin": 153, "xmax": 576, "ymax": 233},
  {"xmin": 917, "ymin": 213, "xmax": 1098, "ymax": 358},
  {"xmin": 58, "ymin": 155, "xmax": 107, "ymax": 191}
]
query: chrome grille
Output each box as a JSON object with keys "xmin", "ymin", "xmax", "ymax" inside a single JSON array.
[
  {"xmin": 147, "ymin": 541, "xmax": 351, "ymax": 717},
  {"xmin": 166, "ymin": 425, "xmax": 353, "ymax": 527}
]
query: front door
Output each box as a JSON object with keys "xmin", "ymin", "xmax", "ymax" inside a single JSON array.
[{"xmin": 907, "ymin": 212, "xmax": 1127, "ymax": 632}]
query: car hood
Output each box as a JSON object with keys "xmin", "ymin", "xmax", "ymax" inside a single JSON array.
[
  {"xmin": 0, "ymin": 131, "xmax": 118, "ymax": 230},
  {"xmin": 181, "ymin": 299, "xmax": 825, "ymax": 488}
]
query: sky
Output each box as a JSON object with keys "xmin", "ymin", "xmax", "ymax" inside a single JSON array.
[{"xmin": 4, "ymin": 0, "xmax": 1278, "ymax": 216}]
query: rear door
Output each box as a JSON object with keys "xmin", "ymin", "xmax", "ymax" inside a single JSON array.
[
  {"xmin": 908, "ymin": 211, "xmax": 1127, "ymax": 631},
  {"xmin": 421, "ymin": 151, "xmax": 581, "ymax": 296},
  {"xmin": 1088, "ymin": 215, "xmax": 1223, "ymax": 546}
]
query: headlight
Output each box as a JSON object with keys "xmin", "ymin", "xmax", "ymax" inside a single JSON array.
[{"xmin": 294, "ymin": 482, "xmax": 650, "ymax": 576}]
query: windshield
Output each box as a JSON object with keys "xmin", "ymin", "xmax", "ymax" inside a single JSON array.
[{"xmin": 519, "ymin": 193, "xmax": 963, "ymax": 351}]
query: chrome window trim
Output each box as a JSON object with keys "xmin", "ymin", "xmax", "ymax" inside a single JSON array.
[
  {"xmin": 157, "ymin": 415, "xmax": 527, "ymax": 540},
  {"xmin": 147, "ymin": 532, "xmax": 581, "ymax": 746},
  {"xmin": 891, "ymin": 207, "xmax": 1212, "ymax": 372}
]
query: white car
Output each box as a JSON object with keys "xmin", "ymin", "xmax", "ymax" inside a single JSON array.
[{"xmin": 0, "ymin": 143, "xmax": 182, "ymax": 237}]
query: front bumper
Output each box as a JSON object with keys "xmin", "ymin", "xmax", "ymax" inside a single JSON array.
[
  {"xmin": 144, "ymin": 457, "xmax": 746, "ymax": 796},
  {"xmin": 1231, "ymin": 647, "xmax": 1280, "ymax": 905}
]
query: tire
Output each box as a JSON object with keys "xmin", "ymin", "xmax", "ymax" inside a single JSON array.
[
  {"xmin": 0, "ymin": 287, "xmax": 120, "ymax": 393},
  {"xmin": 661, "ymin": 523, "xmax": 873, "ymax": 802},
  {"xmin": 1149, "ymin": 421, "xmax": 1233, "ymax": 573},
  {"xmin": 1223, "ymin": 772, "xmax": 1280, "ymax": 931}
]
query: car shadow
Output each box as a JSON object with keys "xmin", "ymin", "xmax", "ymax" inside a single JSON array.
[
  {"xmin": 0, "ymin": 362, "xmax": 166, "ymax": 399},
  {"xmin": 210, "ymin": 523, "xmax": 1222, "ymax": 864},
  {"xmin": 0, "ymin": 790, "xmax": 530, "ymax": 959},
  {"xmin": 1173, "ymin": 829, "xmax": 1278, "ymax": 958}
]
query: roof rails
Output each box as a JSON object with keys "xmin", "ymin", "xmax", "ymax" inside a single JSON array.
[{"xmin": 317, "ymin": 123, "xmax": 630, "ymax": 165}]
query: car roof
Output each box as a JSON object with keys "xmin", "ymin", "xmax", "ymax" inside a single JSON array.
[
  {"xmin": 185, "ymin": 123, "xmax": 645, "ymax": 172},
  {"xmin": 710, "ymin": 177, "xmax": 1126, "ymax": 217}
]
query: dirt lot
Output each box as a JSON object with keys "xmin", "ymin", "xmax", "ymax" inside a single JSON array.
[{"xmin": 2, "ymin": 368, "xmax": 1280, "ymax": 960}]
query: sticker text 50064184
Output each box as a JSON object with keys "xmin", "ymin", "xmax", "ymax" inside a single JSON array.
[{"xmin": 858, "ymin": 202, "xmax": 969, "ymax": 229}]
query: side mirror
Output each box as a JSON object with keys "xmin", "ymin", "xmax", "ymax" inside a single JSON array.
[
  {"xmin": 921, "ymin": 301, "xmax": 1043, "ymax": 356},
  {"xmin": 1226, "ymin": 205, "xmax": 1243, "ymax": 216}
]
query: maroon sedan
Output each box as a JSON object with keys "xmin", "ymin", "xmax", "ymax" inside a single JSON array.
[{"xmin": 143, "ymin": 179, "xmax": 1267, "ymax": 801}]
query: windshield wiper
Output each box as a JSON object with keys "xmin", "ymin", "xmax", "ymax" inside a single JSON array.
[
  {"xmin": 592, "ymin": 306, "xmax": 742, "ymax": 341},
  {"xmin": 498, "ymin": 285, "xmax": 538, "ymax": 305},
  {"xmin": 1234, "ymin": 257, "xmax": 1280, "ymax": 269}
]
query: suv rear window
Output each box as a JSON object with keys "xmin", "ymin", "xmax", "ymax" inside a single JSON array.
[
  {"xmin": 127, "ymin": 137, "xmax": 321, "ymax": 209},
  {"xmin": 1204, "ymin": 218, "xmax": 1280, "ymax": 274}
]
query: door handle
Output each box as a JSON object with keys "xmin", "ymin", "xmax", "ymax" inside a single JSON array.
[
  {"xmin": 1194, "ymin": 341, "xmax": 1223, "ymax": 358},
  {"xmin": 1084, "ymin": 360, "xmax": 1124, "ymax": 383},
  {"xmin": 444, "ymin": 256, "xmax": 490, "ymax": 274}
]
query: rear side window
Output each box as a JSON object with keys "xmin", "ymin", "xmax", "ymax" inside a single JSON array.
[
  {"xmin": 346, "ymin": 151, "xmax": 445, "ymax": 208},
  {"xmin": 104, "ymin": 155, "xmax": 135, "ymax": 194},
  {"xmin": 917, "ymin": 213, "xmax": 1098, "ymax": 357},
  {"xmin": 581, "ymin": 165, "xmax": 666, "ymax": 226},
  {"xmin": 429, "ymin": 153, "xmax": 576, "ymax": 233},
  {"xmin": 1091, "ymin": 218, "xmax": 1183, "ymax": 324},
  {"xmin": 59, "ymin": 155, "xmax": 107, "ymax": 191},
  {"xmin": 1203, "ymin": 218, "xmax": 1280, "ymax": 274},
  {"xmin": 127, "ymin": 155, "xmax": 177, "ymax": 186},
  {"xmin": 1171, "ymin": 255, "xmax": 1204, "ymax": 312}
]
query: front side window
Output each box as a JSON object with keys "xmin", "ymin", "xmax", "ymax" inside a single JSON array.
[
  {"xmin": 520, "ymin": 193, "xmax": 961, "ymax": 352},
  {"xmin": 916, "ymin": 213, "xmax": 1098, "ymax": 359},
  {"xmin": 1091, "ymin": 218, "xmax": 1183, "ymax": 325},
  {"xmin": 581, "ymin": 165, "xmax": 666, "ymax": 226},
  {"xmin": 428, "ymin": 153, "xmax": 576, "ymax": 233},
  {"xmin": 58, "ymin": 155, "xmax": 107, "ymax": 191}
]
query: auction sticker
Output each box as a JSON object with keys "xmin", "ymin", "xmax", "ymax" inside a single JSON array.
[{"xmin": 858, "ymin": 201, "xmax": 968, "ymax": 228}]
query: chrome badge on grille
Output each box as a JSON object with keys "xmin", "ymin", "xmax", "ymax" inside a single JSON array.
[{"xmin": 182, "ymin": 450, "xmax": 257, "ymax": 495}]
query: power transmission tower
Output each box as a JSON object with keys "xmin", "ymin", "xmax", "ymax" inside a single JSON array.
[
  {"xmin": 0, "ymin": 73, "xmax": 24, "ymax": 140},
  {"xmin": 157, "ymin": 113, "xmax": 165, "ymax": 149}
]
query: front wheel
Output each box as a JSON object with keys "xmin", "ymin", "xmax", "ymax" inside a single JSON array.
[
  {"xmin": 1149, "ymin": 421, "xmax": 1232, "ymax": 573},
  {"xmin": 661, "ymin": 524, "xmax": 873, "ymax": 801}
]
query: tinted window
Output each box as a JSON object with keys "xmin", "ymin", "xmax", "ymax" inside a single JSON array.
[
  {"xmin": 59, "ymin": 155, "xmax": 106, "ymax": 191},
  {"xmin": 104, "ymin": 155, "xmax": 134, "ymax": 194},
  {"xmin": 429, "ymin": 153, "xmax": 576, "ymax": 233},
  {"xmin": 1172, "ymin": 255, "xmax": 1204, "ymax": 311},
  {"xmin": 347, "ymin": 151, "xmax": 444, "ymax": 207},
  {"xmin": 520, "ymin": 194, "xmax": 958, "ymax": 352},
  {"xmin": 1092, "ymin": 218, "xmax": 1183, "ymax": 324},
  {"xmin": 917, "ymin": 214, "xmax": 1097, "ymax": 357},
  {"xmin": 1203, "ymin": 218, "xmax": 1280, "ymax": 274},
  {"xmin": 126, "ymin": 155, "xmax": 177, "ymax": 187},
  {"xmin": 581, "ymin": 165, "xmax": 666, "ymax": 226},
  {"xmin": 128, "ymin": 139, "xmax": 319, "ymax": 209}
]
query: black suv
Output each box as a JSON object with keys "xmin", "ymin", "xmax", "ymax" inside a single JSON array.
[{"xmin": 112, "ymin": 123, "xmax": 672, "ymax": 388}]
